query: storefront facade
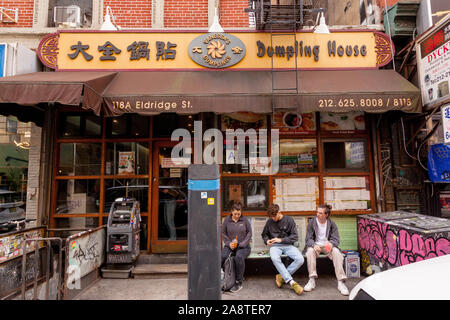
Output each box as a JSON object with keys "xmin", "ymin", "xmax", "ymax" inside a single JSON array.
[{"xmin": 0, "ymin": 29, "xmax": 420, "ymax": 253}]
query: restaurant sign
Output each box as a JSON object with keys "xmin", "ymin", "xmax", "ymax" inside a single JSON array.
[{"xmin": 38, "ymin": 30, "xmax": 393, "ymax": 70}]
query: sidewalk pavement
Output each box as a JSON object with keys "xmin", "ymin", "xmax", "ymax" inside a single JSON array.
[{"xmin": 75, "ymin": 274, "xmax": 363, "ymax": 300}]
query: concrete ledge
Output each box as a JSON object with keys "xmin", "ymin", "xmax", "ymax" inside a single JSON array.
[
  {"xmin": 132, "ymin": 264, "xmax": 188, "ymax": 279},
  {"xmin": 137, "ymin": 254, "xmax": 187, "ymax": 264}
]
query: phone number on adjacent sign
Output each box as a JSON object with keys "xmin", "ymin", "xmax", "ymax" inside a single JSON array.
[{"xmin": 317, "ymin": 97, "xmax": 413, "ymax": 108}]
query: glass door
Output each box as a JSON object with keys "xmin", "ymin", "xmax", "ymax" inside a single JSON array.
[{"xmin": 151, "ymin": 141, "xmax": 189, "ymax": 253}]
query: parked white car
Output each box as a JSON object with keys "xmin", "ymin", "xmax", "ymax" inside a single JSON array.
[{"xmin": 349, "ymin": 254, "xmax": 450, "ymax": 300}]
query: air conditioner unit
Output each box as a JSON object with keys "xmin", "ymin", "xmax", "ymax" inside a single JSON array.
[{"xmin": 53, "ymin": 5, "xmax": 81, "ymax": 28}]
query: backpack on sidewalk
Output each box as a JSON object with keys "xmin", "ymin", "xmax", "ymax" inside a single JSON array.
[{"xmin": 221, "ymin": 252, "xmax": 236, "ymax": 291}]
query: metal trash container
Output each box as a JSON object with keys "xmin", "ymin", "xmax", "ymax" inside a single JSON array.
[{"xmin": 106, "ymin": 198, "xmax": 141, "ymax": 264}]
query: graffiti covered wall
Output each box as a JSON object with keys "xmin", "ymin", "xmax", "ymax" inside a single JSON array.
[
  {"xmin": 67, "ymin": 228, "xmax": 105, "ymax": 279},
  {"xmin": 357, "ymin": 216, "xmax": 450, "ymax": 273}
]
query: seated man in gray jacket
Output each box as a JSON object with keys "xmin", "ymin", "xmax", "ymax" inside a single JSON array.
[{"xmin": 303, "ymin": 204, "xmax": 349, "ymax": 295}]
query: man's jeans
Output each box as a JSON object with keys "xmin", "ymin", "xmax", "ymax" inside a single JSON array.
[{"xmin": 269, "ymin": 244, "xmax": 304, "ymax": 283}]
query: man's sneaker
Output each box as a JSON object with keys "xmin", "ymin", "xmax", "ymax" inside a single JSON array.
[
  {"xmin": 338, "ymin": 281, "xmax": 349, "ymax": 296},
  {"xmin": 304, "ymin": 278, "xmax": 316, "ymax": 292},
  {"xmin": 275, "ymin": 274, "xmax": 285, "ymax": 288},
  {"xmin": 290, "ymin": 281, "xmax": 303, "ymax": 295},
  {"xmin": 230, "ymin": 281, "xmax": 243, "ymax": 293}
]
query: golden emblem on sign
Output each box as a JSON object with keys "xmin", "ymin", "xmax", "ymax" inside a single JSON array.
[
  {"xmin": 207, "ymin": 40, "xmax": 226, "ymax": 59},
  {"xmin": 189, "ymin": 33, "xmax": 246, "ymax": 69}
]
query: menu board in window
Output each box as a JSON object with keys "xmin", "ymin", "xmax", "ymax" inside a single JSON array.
[
  {"xmin": 118, "ymin": 151, "xmax": 135, "ymax": 174},
  {"xmin": 273, "ymin": 177, "xmax": 319, "ymax": 212},
  {"xmin": 320, "ymin": 112, "xmax": 366, "ymax": 133},
  {"xmin": 272, "ymin": 112, "xmax": 316, "ymax": 134},
  {"xmin": 323, "ymin": 176, "xmax": 371, "ymax": 210}
]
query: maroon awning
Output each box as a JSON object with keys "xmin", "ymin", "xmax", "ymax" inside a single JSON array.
[
  {"xmin": 101, "ymin": 70, "xmax": 421, "ymax": 116},
  {"xmin": 0, "ymin": 71, "xmax": 117, "ymax": 114},
  {"xmin": 0, "ymin": 69, "xmax": 421, "ymax": 120},
  {"xmin": 101, "ymin": 71, "xmax": 276, "ymax": 116}
]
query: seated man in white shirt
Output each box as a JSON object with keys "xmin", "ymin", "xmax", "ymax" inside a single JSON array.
[{"xmin": 303, "ymin": 204, "xmax": 349, "ymax": 295}]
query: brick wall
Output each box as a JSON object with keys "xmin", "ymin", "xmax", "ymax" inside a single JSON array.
[
  {"xmin": 220, "ymin": 0, "xmax": 249, "ymax": 28},
  {"xmin": 164, "ymin": 0, "xmax": 208, "ymax": 28},
  {"xmin": 104, "ymin": 0, "xmax": 152, "ymax": 28},
  {"xmin": 0, "ymin": 0, "xmax": 34, "ymax": 27},
  {"xmin": 0, "ymin": 0, "xmax": 251, "ymax": 30}
]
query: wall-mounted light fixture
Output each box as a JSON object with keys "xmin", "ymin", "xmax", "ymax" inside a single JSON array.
[
  {"xmin": 101, "ymin": 6, "xmax": 121, "ymax": 30},
  {"xmin": 313, "ymin": 12, "xmax": 330, "ymax": 34},
  {"xmin": 208, "ymin": 7, "xmax": 224, "ymax": 32}
]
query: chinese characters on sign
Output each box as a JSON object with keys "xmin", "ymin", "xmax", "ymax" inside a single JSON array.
[
  {"xmin": 417, "ymin": 17, "xmax": 450, "ymax": 107},
  {"xmin": 68, "ymin": 40, "xmax": 178, "ymax": 61},
  {"xmin": 442, "ymin": 105, "xmax": 450, "ymax": 145}
]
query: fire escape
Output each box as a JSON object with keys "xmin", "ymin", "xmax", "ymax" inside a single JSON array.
[{"xmin": 246, "ymin": 0, "xmax": 321, "ymax": 112}]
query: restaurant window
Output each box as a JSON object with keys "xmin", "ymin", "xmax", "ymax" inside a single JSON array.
[
  {"xmin": 55, "ymin": 179, "xmax": 100, "ymax": 214},
  {"xmin": 223, "ymin": 178, "xmax": 269, "ymax": 211},
  {"xmin": 279, "ymin": 139, "xmax": 317, "ymax": 173},
  {"xmin": 153, "ymin": 113, "xmax": 195, "ymax": 137},
  {"xmin": 58, "ymin": 143, "xmax": 102, "ymax": 175},
  {"xmin": 106, "ymin": 114, "xmax": 150, "ymax": 138},
  {"xmin": 54, "ymin": 217, "xmax": 99, "ymax": 238},
  {"xmin": 103, "ymin": 178, "xmax": 149, "ymax": 213},
  {"xmin": 6, "ymin": 118, "xmax": 17, "ymax": 133},
  {"xmin": 105, "ymin": 142, "xmax": 149, "ymax": 175},
  {"xmin": 221, "ymin": 113, "xmax": 269, "ymax": 174},
  {"xmin": 322, "ymin": 140, "xmax": 368, "ymax": 171},
  {"xmin": 58, "ymin": 112, "xmax": 102, "ymax": 138},
  {"xmin": 54, "ymin": 110, "xmax": 150, "ymax": 250}
]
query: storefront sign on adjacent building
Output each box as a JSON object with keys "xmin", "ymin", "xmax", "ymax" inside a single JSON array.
[
  {"xmin": 416, "ymin": 14, "xmax": 450, "ymax": 108},
  {"xmin": 442, "ymin": 104, "xmax": 450, "ymax": 144},
  {"xmin": 0, "ymin": 44, "xmax": 5, "ymax": 77},
  {"xmin": 38, "ymin": 31, "xmax": 393, "ymax": 70}
]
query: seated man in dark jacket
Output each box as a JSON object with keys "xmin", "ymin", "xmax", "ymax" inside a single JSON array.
[
  {"xmin": 221, "ymin": 203, "xmax": 252, "ymax": 293},
  {"xmin": 303, "ymin": 204, "xmax": 349, "ymax": 295},
  {"xmin": 261, "ymin": 204, "xmax": 304, "ymax": 295}
]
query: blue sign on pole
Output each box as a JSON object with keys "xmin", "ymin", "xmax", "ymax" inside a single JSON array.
[
  {"xmin": 427, "ymin": 143, "xmax": 450, "ymax": 182},
  {"xmin": 0, "ymin": 44, "xmax": 5, "ymax": 78}
]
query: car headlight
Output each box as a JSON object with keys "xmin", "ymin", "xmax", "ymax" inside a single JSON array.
[{"xmin": 352, "ymin": 289, "xmax": 375, "ymax": 300}]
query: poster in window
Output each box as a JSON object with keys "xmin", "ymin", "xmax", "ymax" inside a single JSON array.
[
  {"xmin": 118, "ymin": 151, "xmax": 135, "ymax": 174},
  {"xmin": 320, "ymin": 112, "xmax": 365, "ymax": 133},
  {"xmin": 229, "ymin": 184, "xmax": 243, "ymax": 203},
  {"xmin": 272, "ymin": 112, "xmax": 316, "ymax": 134}
]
